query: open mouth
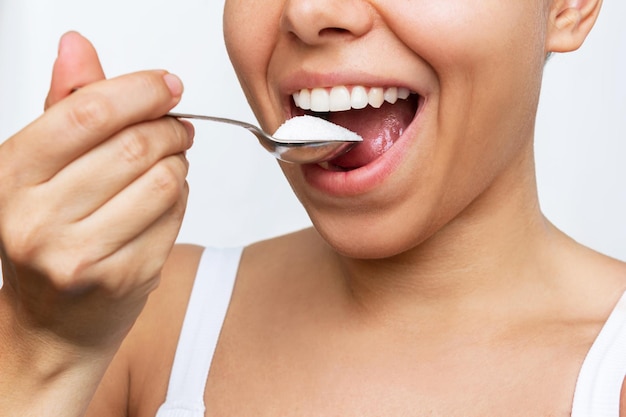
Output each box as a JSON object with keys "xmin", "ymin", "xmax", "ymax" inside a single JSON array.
[{"xmin": 291, "ymin": 86, "xmax": 420, "ymax": 171}]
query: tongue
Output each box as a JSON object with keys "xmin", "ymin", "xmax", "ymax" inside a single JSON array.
[{"xmin": 326, "ymin": 99, "xmax": 416, "ymax": 169}]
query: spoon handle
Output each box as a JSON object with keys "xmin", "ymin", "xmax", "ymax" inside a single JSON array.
[{"xmin": 167, "ymin": 112, "xmax": 259, "ymax": 132}]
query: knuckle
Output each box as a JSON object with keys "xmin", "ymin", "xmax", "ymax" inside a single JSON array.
[
  {"xmin": 153, "ymin": 118, "xmax": 191, "ymax": 156},
  {"xmin": 41, "ymin": 256, "xmax": 90, "ymax": 292},
  {"xmin": 3, "ymin": 238, "xmax": 36, "ymax": 268},
  {"xmin": 117, "ymin": 118, "xmax": 189, "ymax": 166},
  {"xmin": 1, "ymin": 219, "xmax": 44, "ymax": 266},
  {"xmin": 168, "ymin": 181, "xmax": 189, "ymax": 220},
  {"xmin": 66, "ymin": 93, "xmax": 114, "ymax": 134},
  {"xmin": 37, "ymin": 239, "xmax": 102, "ymax": 292},
  {"xmin": 150, "ymin": 161, "xmax": 184, "ymax": 200},
  {"xmin": 171, "ymin": 187, "xmax": 189, "ymax": 221},
  {"xmin": 136, "ymin": 72, "xmax": 169, "ymax": 102},
  {"xmin": 1, "ymin": 219, "xmax": 95, "ymax": 291},
  {"xmin": 119, "ymin": 127, "xmax": 152, "ymax": 164},
  {"xmin": 168, "ymin": 119, "xmax": 192, "ymax": 149},
  {"xmin": 177, "ymin": 152, "xmax": 190, "ymax": 174}
]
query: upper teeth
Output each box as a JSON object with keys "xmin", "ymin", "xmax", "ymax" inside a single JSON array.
[{"xmin": 293, "ymin": 86, "xmax": 411, "ymax": 112}]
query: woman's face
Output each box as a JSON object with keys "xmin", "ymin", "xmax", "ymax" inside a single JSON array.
[{"xmin": 223, "ymin": 0, "xmax": 551, "ymax": 258}]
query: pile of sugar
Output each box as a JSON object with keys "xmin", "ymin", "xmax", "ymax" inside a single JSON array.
[{"xmin": 273, "ymin": 115, "xmax": 363, "ymax": 142}]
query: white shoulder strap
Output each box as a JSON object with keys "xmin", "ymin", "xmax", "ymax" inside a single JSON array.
[
  {"xmin": 155, "ymin": 246, "xmax": 243, "ymax": 417},
  {"xmin": 571, "ymin": 290, "xmax": 626, "ymax": 417}
]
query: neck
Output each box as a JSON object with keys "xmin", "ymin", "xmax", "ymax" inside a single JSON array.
[{"xmin": 332, "ymin": 144, "xmax": 560, "ymax": 321}]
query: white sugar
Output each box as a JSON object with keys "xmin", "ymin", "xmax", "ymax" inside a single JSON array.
[{"xmin": 273, "ymin": 115, "xmax": 363, "ymax": 142}]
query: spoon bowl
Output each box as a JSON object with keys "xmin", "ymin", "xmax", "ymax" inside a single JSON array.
[{"xmin": 168, "ymin": 112, "xmax": 360, "ymax": 164}]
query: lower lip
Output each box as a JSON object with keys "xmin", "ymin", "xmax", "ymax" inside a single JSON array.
[{"xmin": 299, "ymin": 109, "xmax": 422, "ymax": 197}]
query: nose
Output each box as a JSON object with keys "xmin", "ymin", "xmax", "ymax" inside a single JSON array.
[{"xmin": 280, "ymin": 0, "xmax": 374, "ymax": 45}]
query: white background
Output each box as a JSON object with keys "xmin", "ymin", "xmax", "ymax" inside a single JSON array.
[{"xmin": 0, "ymin": 1, "xmax": 624, "ymax": 260}]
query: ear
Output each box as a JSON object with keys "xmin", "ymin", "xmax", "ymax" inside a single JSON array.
[{"xmin": 545, "ymin": 0, "xmax": 603, "ymax": 53}]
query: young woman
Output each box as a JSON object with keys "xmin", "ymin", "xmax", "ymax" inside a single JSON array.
[{"xmin": 2, "ymin": 0, "xmax": 625, "ymax": 416}]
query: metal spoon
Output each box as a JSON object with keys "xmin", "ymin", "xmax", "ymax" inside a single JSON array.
[{"xmin": 168, "ymin": 112, "xmax": 360, "ymax": 164}]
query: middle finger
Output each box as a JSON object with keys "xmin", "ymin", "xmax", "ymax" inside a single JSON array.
[{"xmin": 40, "ymin": 116, "xmax": 194, "ymax": 222}]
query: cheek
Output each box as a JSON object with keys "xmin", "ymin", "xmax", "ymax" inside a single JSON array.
[
  {"xmin": 381, "ymin": 1, "xmax": 547, "ymax": 72},
  {"xmin": 388, "ymin": 2, "xmax": 546, "ymax": 161}
]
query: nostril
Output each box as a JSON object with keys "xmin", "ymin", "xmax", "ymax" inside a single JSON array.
[
  {"xmin": 280, "ymin": 0, "xmax": 374, "ymax": 45},
  {"xmin": 319, "ymin": 27, "xmax": 352, "ymax": 37}
]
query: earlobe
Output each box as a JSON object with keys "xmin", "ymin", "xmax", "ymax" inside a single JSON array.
[{"xmin": 545, "ymin": 0, "xmax": 603, "ymax": 53}]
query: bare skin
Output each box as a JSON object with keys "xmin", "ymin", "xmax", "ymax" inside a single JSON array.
[
  {"xmin": 2, "ymin": 0, "xmax": 625, "ymax": 416},
  {"xmin": 87, "ymin": 228, "xmax": 626, "ymax": 417},
  {"xmin": 88, "ymin": 0, "xmax": 626, "ymax": 415},
  {"xmin": 0, "ymin": 32, "xmax": 192, "ymax": 416}
]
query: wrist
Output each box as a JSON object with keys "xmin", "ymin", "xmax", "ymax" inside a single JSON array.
[{"xmin": 0, "ymin": 289, "xmax": 121, "ymax": 417}]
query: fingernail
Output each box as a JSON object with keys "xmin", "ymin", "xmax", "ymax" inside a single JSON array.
[{"xmin": 163, "ymin": 73, "xmax": 183, "ymax": 98}]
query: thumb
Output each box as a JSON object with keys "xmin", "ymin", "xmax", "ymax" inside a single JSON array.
[{"xmin": 44, "ymin": 31, "xmax": 106, "ymax": 110}]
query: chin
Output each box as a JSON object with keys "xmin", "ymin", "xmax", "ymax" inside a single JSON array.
[{"xmin": 307, "ymin": 206, "xmax": 440, "ymax": 260}]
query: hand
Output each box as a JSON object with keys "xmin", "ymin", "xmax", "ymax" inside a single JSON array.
[
  {"xmin": 0, "ymin": 31, "xmax": 195, "ymax": 417},
  {"xmin": 0, "ymin": 32, "xmax": 193, "ymax": 350}
]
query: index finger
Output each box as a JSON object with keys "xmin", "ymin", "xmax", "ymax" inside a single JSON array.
[{"xmin": 0, "ymin": 70, "xmax": 184, "ymax": 185}]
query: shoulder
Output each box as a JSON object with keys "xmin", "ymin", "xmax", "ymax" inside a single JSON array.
[
  {"xmin": 131, "ymin": 243, "xmax": 206, "ymax": 349},
  {"xmin": 128, "ymin": 244, "xmax": 207, "ymax": 414},
  {"xmin": 573, "ymin": 247, "xmax": 626, "ymax": 417},
  {"xmin": 157, "ymin": 243, "xmax": 206, "ymax": 306},
  {"xmin": 87, "ymin": 243, "xmax": 206, "ymax": 417},
  {"xmin": 571, "ymin": 246, "xmax": 626, "ymax": 416}
]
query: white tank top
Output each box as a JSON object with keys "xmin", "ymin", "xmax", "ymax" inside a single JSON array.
[
  {"xmin": 155, "ymin": 247, "xmax": 626, "ymax": 417},
  {"xmin": 155, "ymin": 246, "xmax": 243, "ymax": 417}
]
